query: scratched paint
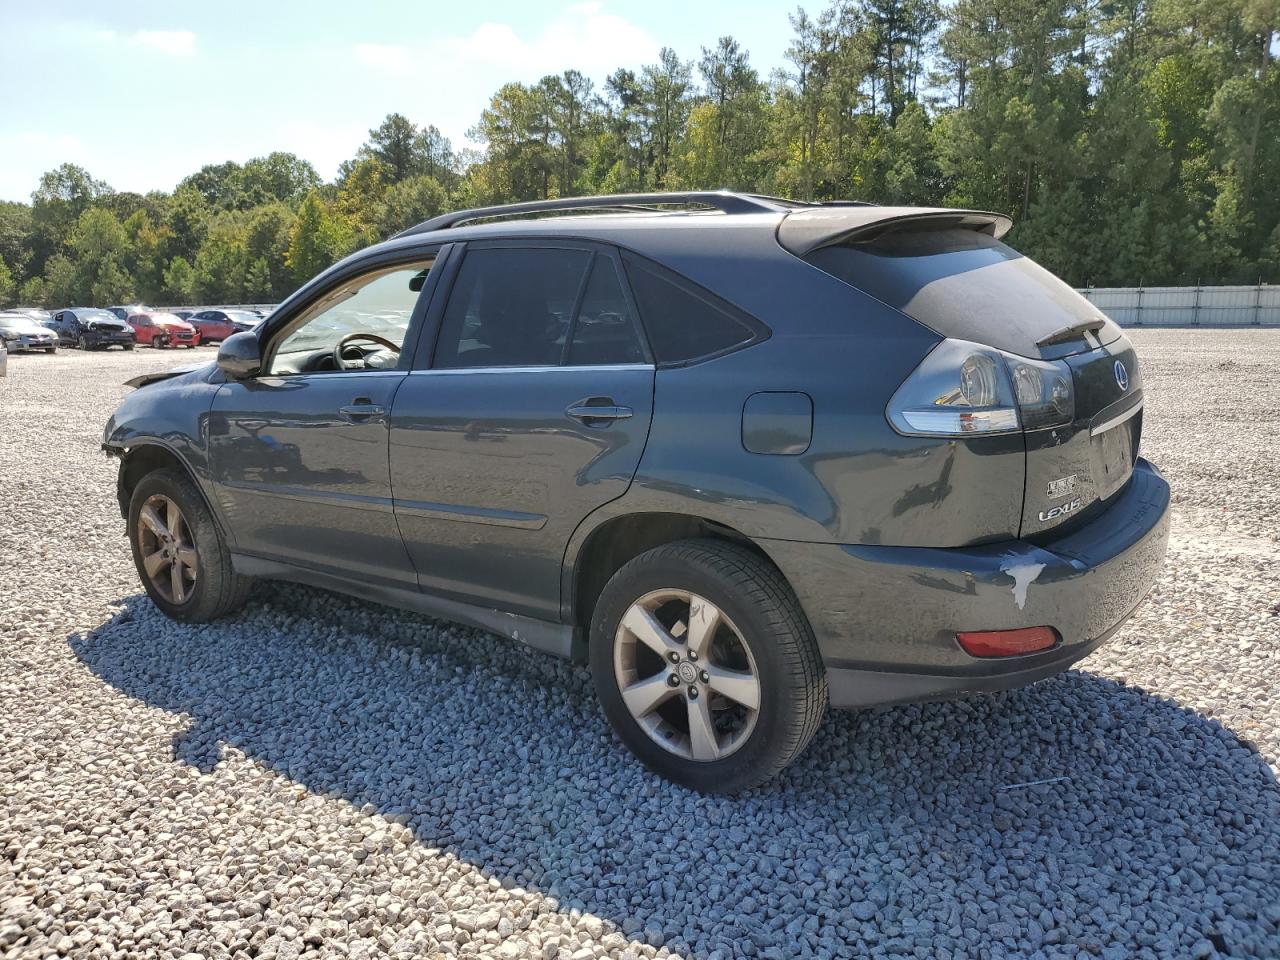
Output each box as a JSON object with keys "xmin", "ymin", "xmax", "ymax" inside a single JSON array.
[{"xmin": 999, "ymin": 556, "xmax": 1047, "ymax": 610}]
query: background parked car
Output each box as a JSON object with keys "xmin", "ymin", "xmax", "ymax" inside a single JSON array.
[
  {"xmin": 49, "ymin": 308, "xmax": 136, "ymax": 350},
  {"xmin": 12, "ymin": 306, "xmax": 53, "ymax": 326},
  {"xmin": 127, "ymin": 311, "xmax": 199, "ymax": 348},
  {"xmin": 107, "ymin": 304, "xmax": 152, "ymax": 322},
  {"xmin": 0, "ymin": 312, "xmax": 57, "ymax": 353},
  {"xmin": 189, "ymin": 308, "xmax": 264, "ymax": 343}
]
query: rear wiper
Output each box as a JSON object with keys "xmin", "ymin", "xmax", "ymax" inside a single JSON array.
[{"xmin": 1035, "ymin": 317, "xmax": 1107, "ymax": 348}]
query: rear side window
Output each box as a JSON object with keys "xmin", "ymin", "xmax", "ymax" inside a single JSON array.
[{"xmin": 621, "ymin": 252, "xmax": 761, "ymax": 365}]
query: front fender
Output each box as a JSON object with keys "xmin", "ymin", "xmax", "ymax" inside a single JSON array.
[{"xmin": 103, "ymin": 366, "xmax": 230, "ymax": 541}]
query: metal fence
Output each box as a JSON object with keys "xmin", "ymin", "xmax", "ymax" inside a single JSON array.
[{"xmin": 1076, "ymin": 285, "xmax": 1280, "ymax": 327}]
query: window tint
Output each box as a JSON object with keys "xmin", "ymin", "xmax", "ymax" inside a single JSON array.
[
  {"xmin": 803, "ymin": 228, "xmax": 1119, "ymax": 358},
  {"xmin": 566, "ymin": 256, "xmax": 645, "ymax": 366},
  {"xmin": 620, "ymin": 253, "xmax": 759, "ymax": 364},
  {"xmin": 434, "ymin": 248, "xmax": 591, "ymax": 369}
]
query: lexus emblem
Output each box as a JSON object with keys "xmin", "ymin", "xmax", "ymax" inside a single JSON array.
[{"xmin": 1114, "ymin": 360, "xmax": 1129, "ymax": 392}]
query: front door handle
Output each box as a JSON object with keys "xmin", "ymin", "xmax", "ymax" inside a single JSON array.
[
  {"xmin": 566, "ymin": 399, "xmax": 633, "ymax": 425},
  {"xmin": 339, "ymin": 401, "xmax": 386, "ymax": 423}
]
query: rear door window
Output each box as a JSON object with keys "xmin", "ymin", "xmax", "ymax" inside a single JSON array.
[
  {"xmin": 620, "ymin": 252, "xmax": 761, "ymax": 365},
  {"xmin": 433, "ymin": 247, "xmax": 591, "ymax": 369},
  {"xmin": 566, "ymin": 255, "xmax": 645, "ymax": 366}
]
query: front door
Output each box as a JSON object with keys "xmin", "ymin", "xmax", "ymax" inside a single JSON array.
[
  {"xmin": 390, "ymin": 243, "xmax": 655, "ymax": 619},
  {"xmin": 207, "ymin": 256, "xmax": 439, "ymax": 587}
]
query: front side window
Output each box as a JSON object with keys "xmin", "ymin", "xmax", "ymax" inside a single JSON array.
[{"xmin": 267, "ymin": 258, "xmax": 434, "ymax": 375}]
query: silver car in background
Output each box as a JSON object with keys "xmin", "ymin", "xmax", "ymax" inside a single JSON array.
[{"xmin": 0, "ymin": 312, "xmax": 58, "ymax": 353}]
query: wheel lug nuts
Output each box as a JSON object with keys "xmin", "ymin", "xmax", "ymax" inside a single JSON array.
[
  {"xmin": 700, "ymin": 671, "xmax": 709, "ymax": 683},
  {"xmin": 688, "ymin": 651, "xmax": 698, "ymax": 661},
  {"xmin": 667, "ymin": 674, "xmax": 680, "ymax": 687},
  {"xmin": 687, "ymin": 686, "xmax": 698, "ymax": 700},
  {"xmin": 668, "ymin": 652, "xmax": 680, "ymax": 664}
]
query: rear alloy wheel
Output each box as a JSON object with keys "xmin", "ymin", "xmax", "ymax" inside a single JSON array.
[
  {"xmin": 78, "ymin": 335, "xmax": 89, "ymax": 350},
  {"xmin": 128, "ymin": 467, "xmax": 252, "ymax": 622},
  {"xmin": 613, "ymin": 588, "xmax": 762, "ymax": 762},
  {"xmin": 591, "ymin": 539, "xmax": 827, "ymax": 793}
]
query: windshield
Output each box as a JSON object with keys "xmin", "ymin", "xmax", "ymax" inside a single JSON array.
[{"xmin": 224, "ymin": 310, "xmax": 261, "ymax": 325}]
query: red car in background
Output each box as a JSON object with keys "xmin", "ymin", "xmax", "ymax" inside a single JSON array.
[
  {"xmin": 127, "ymin": 312, "xmax": 200, "ymax": 348},
  {"xmin": 188, "ymin": 308, "xmax": 262, "ymax": 344}
]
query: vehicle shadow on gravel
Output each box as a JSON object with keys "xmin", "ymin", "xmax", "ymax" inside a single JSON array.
[{"xmin": 71, "ymin": 586, "xmax": 1280, "ymax": 959}]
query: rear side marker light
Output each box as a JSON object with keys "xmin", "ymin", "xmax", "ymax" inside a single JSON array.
[{"xmin": 956, "ymin": 626, "xmax": 1057, "ymax": 658}]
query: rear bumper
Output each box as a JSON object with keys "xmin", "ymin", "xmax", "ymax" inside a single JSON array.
[{"xmin": 762, "ymin": 458, "xmax": 1171, "ymax": 709}]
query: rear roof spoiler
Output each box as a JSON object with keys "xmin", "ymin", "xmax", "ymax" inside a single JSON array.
[{"xmin": 777, "ymin": 206, "xmax": 1013, "ymax": 257}]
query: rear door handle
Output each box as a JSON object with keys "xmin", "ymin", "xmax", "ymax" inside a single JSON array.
[
  {"xmin": 339, "ymin": 401, "xmax": 386, "ymax": 423},
  {"xmin": 566, "ymin": 399, "xmax": 633, "ymax": 424}
]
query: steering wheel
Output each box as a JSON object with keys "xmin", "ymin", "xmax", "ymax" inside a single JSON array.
[{"xmin": 333, "ymin": 332, "xmax": 401, "ymax": 370}]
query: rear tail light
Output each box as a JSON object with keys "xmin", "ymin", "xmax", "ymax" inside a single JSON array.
[
  {"xmin": 956, "ymin": 626, "xmax": 1057, "ymax": 657},
  {"xmin": 887, "ymin": 339, "xmax": 1074, "ymax": 436}
]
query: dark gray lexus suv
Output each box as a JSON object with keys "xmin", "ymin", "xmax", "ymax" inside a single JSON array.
[{"xmin": 104, "ymin": 192, "xmax": 1170, "ymax": 792}]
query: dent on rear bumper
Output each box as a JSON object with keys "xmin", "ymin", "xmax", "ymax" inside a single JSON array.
[{"xmin": 761, "ymin": 459, "xmax": 1171, "ymax": 709}]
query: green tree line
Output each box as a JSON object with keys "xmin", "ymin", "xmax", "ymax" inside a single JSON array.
[{"xmin": 1, "ymin": 0, "xmax": 1276, "ymax": 309}]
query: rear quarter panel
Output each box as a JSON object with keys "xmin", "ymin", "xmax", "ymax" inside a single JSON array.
[{"xmin": 576, "ymin": 240, "xmax": 1026, "ymax": 550}]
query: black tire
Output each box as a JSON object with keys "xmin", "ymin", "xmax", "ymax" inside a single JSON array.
[
  {"xmin": 127, "ymin": 467, "xmax": 252, "ymax": 623},
  {"xmin": 45, "ymin": 347, "xmax": 56, "ymax": 354},
  {"xmin": 590, "ymin": 538, "xmax": 827, "ymax": 793},
  {"xmin": 78, "ymin": 335, "xmax": 89, "ymax": 350},
  {"xmin": 124, "ymin": 343, "xmax": 135, "ymax": 351}
]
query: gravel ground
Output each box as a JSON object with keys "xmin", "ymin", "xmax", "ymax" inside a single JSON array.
[{"xmin": 1, "ymin": 332, "xmax": 1278, "ymax": 960}]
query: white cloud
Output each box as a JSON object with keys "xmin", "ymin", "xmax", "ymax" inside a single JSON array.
[
  {"xmin": 344, "ymin": 3, "xmax": 659, "ymax": 147},
  {"xmin": 129, "ymin": 30, "xmax": 197, "ymax": 57},
  {"xmin": 438, "ymin": 5, "xmax": 658, "ymax": 76}
]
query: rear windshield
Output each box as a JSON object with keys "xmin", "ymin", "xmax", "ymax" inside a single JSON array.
[{"xmin": 804, "ymin": 228, "xmax": 1117, "ymax": 358}]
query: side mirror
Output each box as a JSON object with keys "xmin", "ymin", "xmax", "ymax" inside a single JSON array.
[{"xmin": 217, "ymin": 330, "xmax": 262, "ymax": 379}]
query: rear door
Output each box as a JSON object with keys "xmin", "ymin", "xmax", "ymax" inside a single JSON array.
[{"xmin": 389, "ymin": 241, "xmax": 655, "ymax": 620}]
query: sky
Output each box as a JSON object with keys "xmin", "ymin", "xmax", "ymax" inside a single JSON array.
[{"xmin": 0, "ymin": 0, "xmax": 797, "ymax": 203}]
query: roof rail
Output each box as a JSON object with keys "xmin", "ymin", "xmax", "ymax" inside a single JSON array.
[{"xmin": 393, "ymin": 191, "xmax": 791, "ymax": 239}]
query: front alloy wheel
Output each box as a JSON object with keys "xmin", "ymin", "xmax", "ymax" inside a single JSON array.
[
  {"xmin": 127, "ymin": 467, "xmax": 252, "ymax": 622},
  {"xmin": 135, "ymin": 493, "xmax": 198, "ymax": 604}
]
